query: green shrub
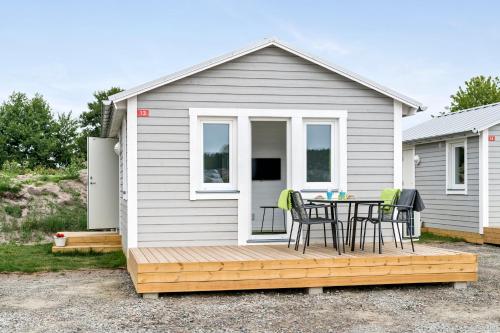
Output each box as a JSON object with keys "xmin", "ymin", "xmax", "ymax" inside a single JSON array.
[
  {"xmin": 1, "ymin": 160, "xmax": 27, "ymax": 175},
  {"xmin": 21, "ymin": 204, "xmax": 87, "ymax": 238},
  {"xmin": 0, "ymin": 175, "xmax": 21, "ymax": 195},
  {"xmin": 4, "ymin": 205, "xmax": 22, "ymax": 218}
]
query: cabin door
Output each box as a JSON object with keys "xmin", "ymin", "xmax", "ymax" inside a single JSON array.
[{"xmin": 87, "ymin": 137, "xmax": 119, "ymax": 230}]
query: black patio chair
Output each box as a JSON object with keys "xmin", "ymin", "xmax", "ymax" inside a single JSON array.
[
  {"xmin": 362, "ymin": 189, "xmax": 418, "ymax": 253},
  {"xmin": 289, "ymin": 191, "xmax": 344, "ymax": 254}
]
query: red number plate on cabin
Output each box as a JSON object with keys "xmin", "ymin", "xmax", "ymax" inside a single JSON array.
[
  {"xmin": 489, "ymin": 135, "xmax": 496, "ymax": 142},
  {"xmin": 137, "ymin": 109, "xmax": 150, "ymax": 117}
]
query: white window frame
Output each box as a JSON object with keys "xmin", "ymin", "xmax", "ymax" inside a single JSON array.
[
  {"xmin": 302, "ymin": 119, "xmax": 339, "ymax": 190},
  {"xmin": 197, "ymin": 117, "xmax": 238, "ymax": 192},
  {"xmin": 446, "ymin": 138, "xmax": 467, "ymax": 195}
]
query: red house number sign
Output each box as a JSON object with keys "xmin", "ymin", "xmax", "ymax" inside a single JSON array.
[
  {"xmin": 489, "ymin": 135, "xmax": 496, "ymax": 142},
  {"xmin": 137, "ymin": 109, "xmax": 150, "ymax": 117}
]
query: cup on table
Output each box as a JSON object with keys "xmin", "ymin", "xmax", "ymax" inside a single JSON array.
[
  {"xmin": 326, "ymin": 189, "xmax": 333, "ymax": 200},
  {"xmin": 339, "ymin": 191, "xmax": 346, "ymax": 200}
]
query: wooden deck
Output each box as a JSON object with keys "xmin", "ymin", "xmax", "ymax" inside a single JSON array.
[
  {"xmin": 127, "ymin": 244, "xmax": 478, "ymax": 295},
  {"xmin": 52, "ymin": 231, "xmax": 122, "ymax": 253},
  {"xmin": 484, "ymin": 227, "xmax": 500, "ymax": 245}
]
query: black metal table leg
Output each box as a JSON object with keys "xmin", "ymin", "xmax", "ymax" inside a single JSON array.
[{"xmin": 350, "ymin": 203, "xmax": 359, "ymax": 251}]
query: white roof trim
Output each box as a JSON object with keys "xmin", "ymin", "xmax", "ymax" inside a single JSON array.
[{"xmin": 108, "ymin": 38, "xmax": 423, "ymax": 109}]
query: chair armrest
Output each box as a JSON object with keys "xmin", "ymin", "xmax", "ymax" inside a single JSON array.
[{"xmin": 380, "ymin": 204, "xmax": 412, "ymax": 210}]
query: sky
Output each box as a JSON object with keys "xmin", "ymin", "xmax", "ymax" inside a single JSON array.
[{"xmin": 1, "ymin": 1, "xmax": 499, "ymax": 127}]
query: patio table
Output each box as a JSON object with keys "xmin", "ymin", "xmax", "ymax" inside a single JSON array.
[{"xmin": 307, "ymin": 198, "xmax": 384, "ymax": 252}]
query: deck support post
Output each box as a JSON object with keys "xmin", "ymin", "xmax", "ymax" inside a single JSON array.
[
  {"xmin": 142, "ymin": 293, "xmax": 159, "ymax": 299},
  {"xmin": 307, "ymin": 287, "xmax": 324, "ymax": 295},
  {"xmin": 453, "ymin": 282, "xmax": 468, "ymax": 290}
]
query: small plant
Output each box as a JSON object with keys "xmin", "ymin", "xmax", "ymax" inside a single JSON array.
[
  {"xmin": 1, "ymin": 160, "xmax": 27, "ymax": 175},
  {"xmin": 53, "ymin": 232, "xmax": 67, "ymax": 247},
  {"xmin": 0, "ymin": 175, "xmax": 21, "ymax": 195},
  {"xmin": 4, "ymin": 204, "xmax": 22, "ymax": 218}
]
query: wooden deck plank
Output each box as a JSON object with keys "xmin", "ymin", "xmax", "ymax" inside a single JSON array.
[
  {"xmin": 135, "ymin": 272, "xmax": 477, "ymax": 293},
  {"xmin": 137, "ymin": 263, "xmax": 477, "ymax": 284}
]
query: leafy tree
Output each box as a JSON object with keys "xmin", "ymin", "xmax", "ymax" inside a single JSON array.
[
  {"xmin": 0, "ymin": 92, "xmax": 82, "ymax": 168},
  {"xmin": 450, "ymin": 76, "xmax": 500, "ymax": 111},
  {"xmin": 77, "ymin": 87, "xmax": 123, "ymax": 156},
  {"xmin": 52, "ymin": 112, "xmax": 80, "ymax": 167},
  {"xmin": 0, "ymin": 92, "xmax": 58, "ymax": 168}
]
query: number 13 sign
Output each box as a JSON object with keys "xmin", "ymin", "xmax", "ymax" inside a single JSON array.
[{"xmin": 137, "ymin": 109, "xmax": 150, "ymax": 117}]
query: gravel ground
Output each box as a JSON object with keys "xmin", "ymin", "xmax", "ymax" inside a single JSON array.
[{"xmin": 0, "ymin": 242, "xmax": 499, "ymax": 333}]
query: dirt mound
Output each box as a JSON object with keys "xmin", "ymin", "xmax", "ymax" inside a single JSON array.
[{"xmin": 0, "ymin": 170, "xmax": 87, "ymax": 243}]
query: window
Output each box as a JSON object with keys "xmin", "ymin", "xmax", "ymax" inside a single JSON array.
[
  {"xmin": 447, "ymin": 139, "xmax": 467, "ymax": 194},
  {"xmin": 304, "ymin": 121, "xmax": 337, "ymax": 189},
  {"xmin": 199, "ymin": 119, "xmax": 236, "ymax": 191}
]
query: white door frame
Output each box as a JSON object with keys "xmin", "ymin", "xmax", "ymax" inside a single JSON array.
[{"xmin": 248, "ymin": 118, "xmax": 292, "ymax": 241}]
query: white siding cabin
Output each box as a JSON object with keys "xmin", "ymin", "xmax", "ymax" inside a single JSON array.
[
  {"xmin": 403, "ymin": 102, "xmax": 500, "ymax": 244},
  {"xmin": 99, "ymin": 39, "xmax": 424, "ymax": 252}
]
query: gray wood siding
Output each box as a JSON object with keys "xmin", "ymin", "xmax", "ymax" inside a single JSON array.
[
  {"xmin": 489, "ymin": 124, "xmax": 500, "ymax": 227},
  {"xmin": 119, "ymin": 130, "xmax": 127, "ymax": 251},
  {"xmin": 415, "ymin": 137, "xmax": 480, "ymax": 233},
  {"xmin": 136, "ymin": 46, "xmax": 395, "ymax": 247}
]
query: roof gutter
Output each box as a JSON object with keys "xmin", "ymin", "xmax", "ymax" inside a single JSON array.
[
  {"xmin": 403, "ymin": 129, "xmax": 480, "ymax": 145},
  {"xmin": 100, "ymin": 100, "xmax": 112, "ymax": 138}
]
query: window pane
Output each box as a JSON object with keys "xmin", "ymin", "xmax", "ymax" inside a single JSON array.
[
  {"xmin": 306, "ymin": 124, "xmax": 331, "ymax": 182},
  {"xmin": 454, "ymin": 146, "xmax": 465, "ymax": 185},
  {"xmin": 203, "ymin": 123, "xmax": 230, "ymax": 183}
]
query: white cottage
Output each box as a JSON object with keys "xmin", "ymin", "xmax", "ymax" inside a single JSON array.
[
  {"xmin": 89, "ymin": 38, "xmax": 424, "ymax": 252},
  {"xmin": 403, "ymin": 102, "xmax": 500, "ymax": 244}
]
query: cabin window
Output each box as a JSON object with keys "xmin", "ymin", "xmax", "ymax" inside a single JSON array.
[
  {"xmin": 446, "ymin": 139, "xmax": 467, "ymax": 194},
  {"xmin": 304, "ymin": 121, "xmax": 338, "ymax": 189},
  {"xmin": 199, "ymin": 119, "xmax": 236, "ymax": 191}
]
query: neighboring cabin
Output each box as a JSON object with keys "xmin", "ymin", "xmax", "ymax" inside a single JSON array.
[
  {"xmin": 403, "ymin": 102, "xmax": 500, "ymax": 243},
  {"xmin": 92, "ymin": 38, "xmax": 424, "ymax": 253}
]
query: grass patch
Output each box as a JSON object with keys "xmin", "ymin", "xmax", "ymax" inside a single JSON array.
[
  {"xmin": 4, "ymin": 204, "xmax": 22, "ymax": 218},
  {"xmin": 0, "ymin": 243, "xmax": 125, "ymax": 273},
  {"xmin": 417, "ymin": 231, "xmax": 464, "ymax": 243},
  {"xmin": 20, "ymin": 204, "xmax": 86, "ymax": 241},
  {"xmin": 0, "ymin": 175, "xmax": 21, "ymax": 195}
]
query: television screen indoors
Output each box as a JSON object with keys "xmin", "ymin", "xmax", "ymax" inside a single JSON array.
[{"xmin": 252, "ymin": 158, "xmax": 281, "ymax": 180}]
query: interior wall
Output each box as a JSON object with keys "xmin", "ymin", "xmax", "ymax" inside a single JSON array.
[{"xmin": 251, "ymin": 121, "xmax": 287, "ymax": 232}]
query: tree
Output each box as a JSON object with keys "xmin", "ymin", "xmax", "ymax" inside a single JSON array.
[
  {"xmin": 450, "ymin": 76, "xmax": 500, "ymax": 112},
  {"xmin": 77, "ymin": 87, "xmax": 123, "ymax": 156},
  {"xmin": 0, "ymin": 92, "xmax": 58, "ymax": 168},
  {"xmin": 52, "ymin": 112, "xmax": 80, "ymax": 167},
  {"xmin": 0, "ymin": 92, "xmax": 82, "ymax": 168}
]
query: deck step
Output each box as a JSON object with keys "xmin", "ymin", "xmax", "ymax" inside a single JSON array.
[
  {"xmin": 58, "ymin": 231, "xmax": 121, "ymax": 246},
  {"xmin": 52, "ymin": 244, "xmax": 122, "ymax": 253},
  {"xmin": 51, "ymin": 231, "xmax": 122, "ymax": 253}
]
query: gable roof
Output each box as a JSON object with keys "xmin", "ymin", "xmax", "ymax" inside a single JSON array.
[
  {"xmin": 107, "ymin": 38, "xmax": 424, "ymax": 109},
  {"xmin": 403, "ymin": 102, "xmax": 500, "ymax": 143}
]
